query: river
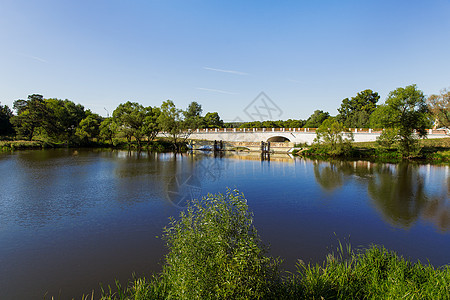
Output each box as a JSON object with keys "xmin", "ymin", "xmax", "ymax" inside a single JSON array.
[{"xmin": 0, "ymin": 149, "xmax": 448, "ymax": 299}]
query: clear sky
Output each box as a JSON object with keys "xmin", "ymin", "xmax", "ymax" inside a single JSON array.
[{"xmin": 1, "ymin": 0, "xmax": 449, "ymax": 121}]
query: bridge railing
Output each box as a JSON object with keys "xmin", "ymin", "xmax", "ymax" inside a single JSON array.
[{"xmin": 189, "ymin": 128, "xmax": 447, "ymax": 135}]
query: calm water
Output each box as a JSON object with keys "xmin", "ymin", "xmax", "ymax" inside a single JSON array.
[{"xmin": 0, "ymin": 149, "xmax": 449, "ymax": 299}]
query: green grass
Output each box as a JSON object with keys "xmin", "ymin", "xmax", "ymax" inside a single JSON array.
[
  {"xmin": 0, "ymin": 140, "xmax": 54, "ymax": 150},
  {"xmin": 298, "ymin": 138, "xmax": 450, "ymax": 163},
  {"xmin": 92, "ymin": 191, "xmax": 449, "ymax": 300}
]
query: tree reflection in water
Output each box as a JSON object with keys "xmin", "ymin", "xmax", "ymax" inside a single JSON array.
[
  {"xmin": 313, "ymin": 161, "xmax": 345, "ymax": 192},
  {"xmin": 313, "ymin": 159, "xmax": 449, "ymax": 231},
  {"xmin": 367, "ymin": 163, "xmax": 449, "ymax": 231},
  {"xmin": 368, "ymin": 163, "xmax": 427, "ymax": 228}
]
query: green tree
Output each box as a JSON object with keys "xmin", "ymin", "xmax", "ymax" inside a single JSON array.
[
  {"xmin": 75, "ymin": 110, "xmax": 102, "ymax": 144},
  {"xmin": 203, "ymin": 112, "xmax": 224, "ymax": 128},
  {"xmin": 112, "ymin": 101, "xmax": 146, "ymax": 148},
  {"xmin": 427, "ymin": 88, "xmax": 450, "ymax": 130},
  {"xmin": 0, "ymin": 103, "xmax": 14, "ymax": 137},
  {"xmin": 99, "ymin": 117, "xmax": 117, "ymax": 144},
  {"xmin": 11, "ymin": 94, "xmax": 49, "ymax": 140},
  {"xmin": 303, "ymin": 110, "xmax": 330, "ymax": 128},
  {"xmin": 370, "ymin": 84, "xmax": 430, "ymax": 157},
  {"xmin": 142, "ymin": 106, "xmax": 161, "ymax": 145},
  {"xmin": 45, "ymin": 98, "xmax": 85, "ymax": 143},
  {"xmin": 337, "ymin": 89, "xmax": 379, "ymax": 128},
  {"xmin": 314, "ymin": 118, "xmax": 353, "ymax": 156},
  {"xmin": 376, "ymin": 128, "xmax": 400, "ymax": 149},
  {"xmin": 184, "ymin": 101, "xmax": 204, "ymax": 130},
  {"xmin": 157, "ymin": 100, "xmax": 188, "ymax": 151},
  {"xmin": 284, "ymin": 118, "xmax": 306, "ymax": 128}
]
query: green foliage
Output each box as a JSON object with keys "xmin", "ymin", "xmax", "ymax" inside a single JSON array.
[
  {"xmin": 304, "ymin": 110, "xmax": 330, "ymax": 128},
  {"xmin": 0, "ymin": 102, "xmax": 14, "ymax": 137},
  {"xmin": 99, "ymin": 118, "xmax": 117, "ymax": 144},
  {"xmin": 160, "ymin": 190, "xmax": 281, "ymax": 299},
  {"xmin": 203, "ymin": 111, "xmax": 224, "ymax": 128},
  {"xmin": 75, "ymin": 110, "xmax": 102, "ymax": 144},
  {"xmin": 376, "ymin": 128, "xmax": 400, "ymax": 149},
  {"xmin": 370, "ymin": 84, "xmax": 431, "ymax": 157},
  {"xmin": 45, "ymin": 98, "xmax": 86, "ymax": 143},
  {"xmin": 289, "ymin": 245, "xmax": 450, "ymax": 299},
  {"xmin": 10, "ymin": 95, "xmax": 86, "ymax": 144},
  {"xmin": 427, "ymin": 88, "xmax": 450, "ymax": 130},
  {"xmin": 237, "ymin": 119, "xmax": 306, "ymax": 129},
  {"xmin": 337, "ymin": 89, "xmax": 379, "ymax": 128},
  {"xmin": 11, "ymin": 94, "xmax": 49, "ymax": 140},
  {"xmin": 157, "ymin": 100, "xmax": 189, "ymax": 151},
  {"xmin": 183, "ymin": 101, "xmax": 203, "ymax": 129},
  {"xmin": 113, "ymin": 101, "xmax": 147, "ymax": 147},
  {"xmin": 313, "ymin": 119, "xmax": 353, "ymax": 156},
  {"xmin": 142, "ymin": 106, "xmax": 161, "ymax": 145}
]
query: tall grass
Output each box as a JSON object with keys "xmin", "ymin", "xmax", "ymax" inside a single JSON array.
[{"xmin": 96, "ymin": 191, "xmax": 449, "ymax": 300}]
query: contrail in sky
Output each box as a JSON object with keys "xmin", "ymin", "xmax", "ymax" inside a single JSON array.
[
  {"xmin": 196, "ymin": 87, "xmax": 238, "ymax": 95},
  {"xmin": 203, "ymin": 67, "xmax": 248, "ymax": 76},
  {"xmin": 18, "ymin": 53, "xmax": 48, "ymax": 63}
]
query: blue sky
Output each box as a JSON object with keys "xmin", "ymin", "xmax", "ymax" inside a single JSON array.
[{"xmin": 1, "ymin": 0, "xmax": 449, "ymax": 121}]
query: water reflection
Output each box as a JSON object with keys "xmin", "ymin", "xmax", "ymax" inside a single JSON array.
[
  {"xmin": 367, "ymin": 163, "xmax": 427, "ymax": 228},
  {"xmin": 313, "ymin": 161, "xmax": 346, "ymax": 191},
  {"xmin": 311, "ymin": 159, "xmax": 449, "ymax": 231}
]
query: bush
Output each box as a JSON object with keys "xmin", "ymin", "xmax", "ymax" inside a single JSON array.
[
  {"xmin": 313, "ymin": 119, "xmax": 353, "ymax": 156},
  {"xmin": 159, "ymin": 190, "xmax": 281, "ymax": 299}
]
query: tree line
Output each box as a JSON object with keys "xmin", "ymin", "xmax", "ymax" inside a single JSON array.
[
  {"xmin": 1, "ymin": 84, "xmax": 448, "ymax": 154},
  {"xmin": 237, "ymin": 86, "xmax": 448, "ymax": 131},
  {"xmin": 308, "ymin": 84, "xmax": 448, "ymax": 157},
  {"xmin": 0, "ymin": 95, "xmax": 224, "ymax": 150}
]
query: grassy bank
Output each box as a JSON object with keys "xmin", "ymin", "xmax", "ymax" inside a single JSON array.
[
  {"xmin": 0, "ymin": 140, "xmax": 55, "ymax": 150},
  {"xmin": 295, "ymin": 137, "xmax": 450, "ymax": 163},
  {"xmin": 90, "ymin": 191, "xmax": 449, "ymax": 300},
  {"xmin": 0, "ymin": 138, "xmax": 180, "ymax": 152}
]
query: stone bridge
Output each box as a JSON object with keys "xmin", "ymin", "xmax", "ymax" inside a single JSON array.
[{"xmin": 186, "ymin": 128, "xmax": 448, "ymax": 145}]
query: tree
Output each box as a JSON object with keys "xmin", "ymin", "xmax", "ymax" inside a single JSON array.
[
  {"xmin": 0, "ymin": 103, "xmax": 14, "ymax": 137},
  {"xmin": 337, "ymin": 89, "xmax": 379, "ymax": 128},
  {"xmin": 99, "ymin": 117, "xmax": 117, "ymax": 144},
  {"xmin": 376, "ymin": 128, "xmax": 400, "ymax": 149},
  {"xmin": 11, "ymin": 94, "xmax": 49, "ymax": 140},
  {"xmin": 158, "ymin": 100, "xmax": 188, "ymax": 151},
  {"xmin": 142, "ymin": 106, "xmax": 161, "ymax": 145},
  {"xmin": 303, "ymin": 110, "xmax": 330, "ymax": 128},
  {"xmin": 203, "ymin": 112, "xmax": 223, "ymax": 128},
  {"xmin": 184, "ymin": 101, "xmax": 203, "ymax": 130},
  {"xmin": 314, "ymin": 118, "xmax": 353, "ymax": 156},
  {"xmin": 112, "ymin": 101, "xmax": 146, "ymax": 148},
  {"xmin": 75, "ymin": 110, "xmax": 102, "ymax": 144},
  {"xmin": 370, "ymin": 85, "xmax": 430, "ymax": 157},
  {"xmin": 45, "ymin": 98, "xmax": 85, "ymax": 143},
  {"xmin": 427, "ymin": 88, "xmax": 450, "ymax": 130}
]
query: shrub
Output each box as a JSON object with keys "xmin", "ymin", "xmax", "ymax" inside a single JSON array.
[
  {"xmin": 159, "ymin": 190, "xmax": 281, "ymax": 299},
  {"xmin": 314, "ymin": 119, "xmax": 353, "ymax": 156}
]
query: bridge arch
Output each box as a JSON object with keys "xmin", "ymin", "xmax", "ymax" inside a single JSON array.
[{"xmin": 267, "ymin": 136, "xmax": 291, "ymax": 142}]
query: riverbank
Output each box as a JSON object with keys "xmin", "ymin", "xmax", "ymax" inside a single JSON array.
[
  {"xmin": 94, "ymin": 191, "xmax": 450, "ymax": 300},
  {"xmin": 0, "ymin": 138, "xmax": 179, "ymax": 152},
  {"xmin": 294, "ymin": 137, "xmax": 450, "ymax": 163}
]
